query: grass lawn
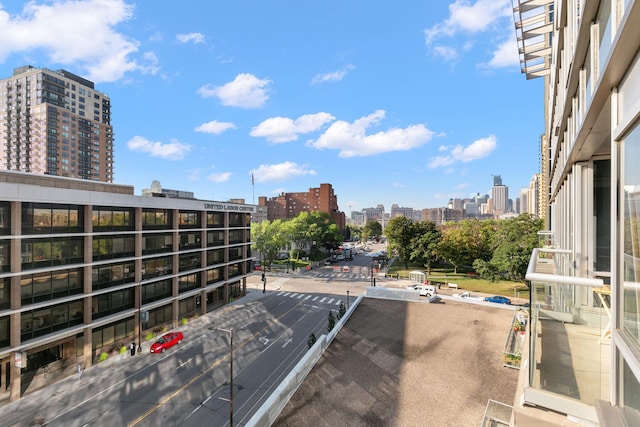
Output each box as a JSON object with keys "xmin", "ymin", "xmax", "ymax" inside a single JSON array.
[{"xmin": 388, "ymin": 264, "xmax": 530, "ymax": 300}]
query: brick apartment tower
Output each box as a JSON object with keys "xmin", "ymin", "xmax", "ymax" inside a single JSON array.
[
  {"xmin": 258, "ymin": 183, "xmax": 346, "ymax": 231},
  {"xmin": 0, "ymin": 65, "xmax": 113, "ymax": 182}
]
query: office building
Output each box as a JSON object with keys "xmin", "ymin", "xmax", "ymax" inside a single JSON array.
[
  {"xmin": 389, "ymin": 204, "xmax": 414, "ymax": 219},
  {"xmin": 513, "ymin": 0, "xmax": 640, "ymax": 425},
  {"xmin": 491, "ymin": 181, "xmax": 509, "ymax": 216},
  {"xmin": 519, "ymin": 188, "xmax": 529, "ymax": 214},
  {"xmin": 0, "ymin": 66, "xmax": 114, "ymax": 182},
  {"xmin": 0, "ymin": 171, "xmax": 255, "ymax": 402},
  {"xmin": 257, "ymin": 183, "xmax": 345, "ymax": 231}
]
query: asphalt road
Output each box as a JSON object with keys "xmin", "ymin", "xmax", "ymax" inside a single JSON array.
[{"xmin": 0, "ymin": 284, "xmax": 351, "ymax": 427}]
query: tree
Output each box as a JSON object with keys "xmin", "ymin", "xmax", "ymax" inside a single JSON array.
[
  {"xmin": 251, "ymin": 219, "xmax": 288, "ymax": 268},
  {"xmin": 307, "ymin": 333, "xmax": 317, "ymax": 349},
  {"xmin": 337, "ymin": 301, "xmax": 346, "ymax": 320},
  {"xmin": 410, "ymin": 221, "xmax": 441, "ymax": 274},
  {"xmin": 385, "ymin": 216, "xmax": 415, "ymax": 269},
  {"xmin": 327, "ymin": 310, "xmax": 336, "ymax": 332},
  {"xmin": 362, "ymin": 220, "xmax": 382, "ymax": 241},
  {"xmin": 487, "ymin": 214, "xmax": 543, "ymax": 281},
  {"xmin": 284, "ymin": 212, "xmax": 313, "ymax": 259},
  {"xmin": 437, "ymin": 219, "xmax": 492, "ymax": 273}
]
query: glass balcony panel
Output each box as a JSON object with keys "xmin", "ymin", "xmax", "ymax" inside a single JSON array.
[{"xmin": 527, "ymin": 249, "xmax": 610, "ymax": 414}]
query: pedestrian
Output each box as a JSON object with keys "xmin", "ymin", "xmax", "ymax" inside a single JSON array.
[{"xmin": 130, "ymin": 342, "xmax": 136, "ymax": 356}]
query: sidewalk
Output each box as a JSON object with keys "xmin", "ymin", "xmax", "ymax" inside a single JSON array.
[{"xmin": 0, "ymin": 289, "xmax": 269, "ymax": 426}]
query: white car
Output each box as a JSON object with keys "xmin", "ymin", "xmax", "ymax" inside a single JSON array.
[{"xmin": 406, "ymin": 283, "xmax": 422, "ymax": 290}]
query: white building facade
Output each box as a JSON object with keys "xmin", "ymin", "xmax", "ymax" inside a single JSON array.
[{"xmin": 514, "ymin": 0, "xmax": 640, "ymax": 425}]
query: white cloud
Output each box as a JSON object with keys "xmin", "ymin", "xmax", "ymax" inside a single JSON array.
[
  {"xmin": 127, "ymin": 136, "xmax": 191, "ymax": 160},
  {"xmin": 0, "ymin": 0, "xmax": 158, "ymax": 83},
  {"xmin": 207, "ymin": 172, "xmax": 232, "ymax": 183},
  {"xmin": 195, "ymin": 120, "xmax": 237, "ymax": 135},
  {"xmin": 197, "ymin": 73, "xmax": 271, "ymax": 108},
  {"xmin": 392, "ymin": 182, "xmax": 406, "ymax": 188},
  {"xmin": 428, "ymin": 134, "xmax": 497, "ymax": 168},
  {"xmin": 311, "ymin": 64, "xmax": 355, "ymax": 84},
  {"xmin": 483, "ymin": 33, "xmax": 520, "ymax": 68},
  {"xmin": 250, "ymin": 162, "xmax": 317, "ymax": 183},
  {"xmin": 424, "ymin": 0, "xmax": 514, "ymax": 65},
  {"xmin": 308, "ymin": 110, "xmax": 435, "ymax": 158},
  {"xmin": 424, "ymin": 0, "xmax": 511, "ymax": 45},
  {"xmin": 176, "ymin": 32, "xmax": 205, "ymax": 44},
  {"xmin": 432, "ymin": 45, "xmax": 459, "ymax": 61},
  {"xmin": 250, "ymin": 112, "xmax": 335, "ymax": 143}
]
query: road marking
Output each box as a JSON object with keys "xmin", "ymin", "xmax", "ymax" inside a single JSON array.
[
  {"xmin": 176, "ymin": 358, "xmax": 192, "ymax": 369},
  {"xmin": 282, "ymin": 338, "xmax": 292, "ymax": 348},
  {"xmin": 327, "ymin": 298, "xmax": 334, "ymax": 304}
]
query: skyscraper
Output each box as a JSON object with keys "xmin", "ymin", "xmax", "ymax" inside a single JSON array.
[{"xmin": 0, "ymin": 65, "xmax": 113, "ymax": 182}]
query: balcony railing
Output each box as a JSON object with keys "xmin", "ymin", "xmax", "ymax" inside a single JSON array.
[{"xmin": 523, "ymin": 247, "xmax": 609, "ymax": 424}]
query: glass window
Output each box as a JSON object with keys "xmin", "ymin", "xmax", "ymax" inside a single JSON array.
[
  {"xmin": 142, "ymin": 209, "xmax": 172, "ymax": 229},
  {"xmin": 142, "ymin": 233, "xmax": 173, "ymax": 255},
  {"xmin": 178, "ymin": 211, "xmax": 200, "ymax": 228},
  {"xmin": 21, "ymin": 203, "xmax": 83, "ymax": 234},
  {"xmin": 207, "ymin": 212, "xmax": 224, "ymax": 228},
  {"xmin": 594, "ymin": 160, "xmax": 611, "ymax": 273},
  {"xmin": 0, "ymin": 278, "xmax": 9, "ymax": 310},
  {"xmin": 0, "ymin": 202, "xmax": 10, "ymax": 235},
  {"xmin": 623, "ymin": 124, "xmax": 640, "ymax": 348}
]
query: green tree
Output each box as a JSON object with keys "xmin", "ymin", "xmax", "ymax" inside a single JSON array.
[
  {"xmin": 307, "ymin": 333, "xmax": 317, "ymax": 349},
  {"xmin": 488, "ymin": 214, "xmax": 543, "ymax": 281},
  {"xmin": 385, "ymin": 216, "xmax": 415, "ymax": 269},
  {"xmin": 327, "ymin": 310, "xmax": 336, "ymax": 332},
  {"xmin": 284, "ymin": 212, "xmax": 313, "ymax": 259},
  {"xmin": 362, "ymin": 220, "xmax": 382, "ymax": 241},
  {"xmin": 437, "ymin": 219, "xmax": 492, "ymax": 273},
  {"xmin": 410, "ymin": 221, "xmax": 441, "ymax": 274},
  {"xmin": 251, "ymin": 219, "xmax": 288, "ymax": 268},
  {"xmin": 337, "ymin": 301, "xmax": 347, "ymax": 320}
]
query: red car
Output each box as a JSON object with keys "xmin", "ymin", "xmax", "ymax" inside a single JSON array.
[{"xmin": 150, "ymin": 331, "xmax": 184, "ymax": 353}]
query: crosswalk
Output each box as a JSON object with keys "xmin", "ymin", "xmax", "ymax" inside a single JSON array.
[{"xmin": 275, "ymin": 291, "xmax": 347, "ymax": 307}]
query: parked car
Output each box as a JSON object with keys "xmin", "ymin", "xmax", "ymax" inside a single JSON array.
[
  {"xmin": 150, "ymin": 331, "xmax": 184, "ymax": 353},
  {"xmin": 484, "ymin": 295, "xmax": 511, "ymax": 305},
  {"xmin": 406, "ymin": 283, "xmax": 422, "ymax": 290}
]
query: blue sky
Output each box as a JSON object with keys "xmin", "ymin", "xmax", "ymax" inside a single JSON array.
[{"xmin": 0, "ymin": 0, "xmax": 543, "ymax": 212}]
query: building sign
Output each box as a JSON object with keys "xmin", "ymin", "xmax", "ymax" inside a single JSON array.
[
  {"xmin": 203, "ymin": 203, "xmax": 256, "ymax": 213},
  {"xmin": 15, "ymin": 351, "xmax": 26, "ymax": 368}
]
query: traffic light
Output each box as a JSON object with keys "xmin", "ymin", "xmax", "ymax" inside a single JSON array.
[{"xmin": 261, "ymin": 272, "xmax": 265, "ymax": 281}]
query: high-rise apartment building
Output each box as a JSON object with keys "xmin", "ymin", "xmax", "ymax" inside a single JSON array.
[
  {"xmin": 0, "ymin": 65, "xmax": 113, "ymax": 182},
  {"xmin": 513, "ymin": 0, "xmax": 640, "ymax": 425}
]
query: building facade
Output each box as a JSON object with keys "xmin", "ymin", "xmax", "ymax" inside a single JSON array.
[
  {"xmin": 0, "ymin": 66, "xmax": 114, "ymax": 182},
  {"xmin": 257, "ymin": 183, "xmax": 345, "ymax": 231},
  {"xmin": 0, "ymin": 171, "xmax": 255, "ymax": 402},
  {"xmin": 514, "ymin": 0, "xmax": 640, "ymax": 425}
]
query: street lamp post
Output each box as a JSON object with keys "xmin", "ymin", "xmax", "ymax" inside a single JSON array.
[
  {"xmin": 213, "ymin": 327, "xmax": 234, "ymax": 427},
  {"xmin": 347, "ymin": 290, "xmax": 350, "ymax": 309}
]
